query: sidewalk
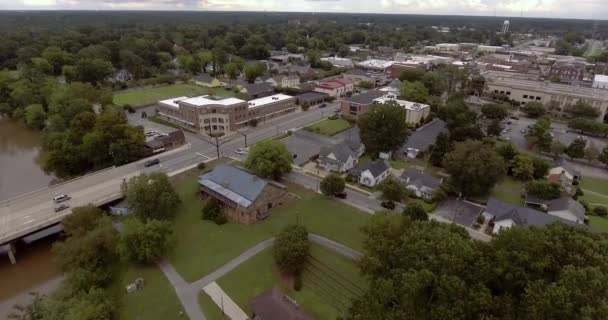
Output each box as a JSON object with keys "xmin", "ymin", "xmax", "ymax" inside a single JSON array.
[{"xmin": 202, "ymin": 282, "xmax": 248, "ymax": 320}]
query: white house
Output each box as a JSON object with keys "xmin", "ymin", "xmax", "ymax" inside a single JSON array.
[
  {"xmin": 546, "ymin": 197, "xmax": 586, "ymax": 224},
  {"xmin": 593, "ymin": 74, "xmax": 608, "ymax": 89},
  {"xmin": 484, "ymin": 198, "xmax": 576, "ymax": 235},
  {"xmin": 317, "ymin": 140, "xmax": 364, "ymax": 173},
  {"xmin": 547, "ymin": 159, "xmax": 581, "ymax": 194},
  {"xmin": 350, "ymin": 160, "xmax": 390, "ymax": 187},
  {"xmin": 268, "ymin": 75, "xmax": 300, "ymax": 89},
  {"xmin": 399, "ymin": 169, "xmax": 442, "ymax": 200}
]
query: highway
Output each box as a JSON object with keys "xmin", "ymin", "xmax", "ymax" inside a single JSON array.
[{"xmin": 0, "ymin": 105, "xmax": 334, "ymax": 246}]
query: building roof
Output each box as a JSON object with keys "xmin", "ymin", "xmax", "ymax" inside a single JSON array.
[
  {"xmin": 552, "ymin": 159, "xmax": 581, "ymax": 177},
  {"xmin": 317, "ymin": 78, "xmax": 352, "ymax": 90},
  {"xmin": 157, "ymin": 130, "xmax": 185, "ymax": 145},
  {"xmin": 356, "ymin": 59, "xmax": 394, "ymax": 70},
  {"xmin": 242, "ymin": 82, "xmax": 275, "ymax": 96},
  {"xmin": 486, "ymin": 197, "xmax": 576, "ymax": 228},
  {"xmin": 344, "ymin": 68, "xmax": 384, "ymax": 78},
  {"xmin": 547, "ymin": 197, "xmax": 586, "ymax": 221},
  {"xmin": 341, "ymin": 90, "xmax": 385, "ymax": 105},
  {"xmin": 250, "ymin": 287, "xmax": 314, "ymax": 320},
  {"xmin": 158, "ymin": 96, "xmax": 189, "ymax": 109},
  {"xmin": 248, "ymin": 94, "xmax": 294, "ymax": 109},
  {"xmin": 319, "ymin": 141, "xmax": 358, "ymax": 164},
  {"xmin": 193, "ymin": 73, "xmax": 216, "ymax": 83},
  {"xmin": 357, "ymin": 160, "xmax": 390, "ymax": 178},
  {"xmin": 181, "ymin": 95, "xmax": 245, "ymax": 108},
  {"xmin": 199, "ymin": 165, "xmax": 269, "ymax": 208},
  {"xmin": 400, "ymin": 169, "xmax": 442, "ymax": 190},
  {"xmin": 594, "ymin": 74, "xmax": 608, "ymax": 83},
  {"xmin": 402, "ymin": 119, "xmax": 447, "ymax": 151},
  {"xmin": 296, "ymin": 91, "xmax": 329, "ymax": 102},
  {"xmin": 373, "ymin": 96, "xmax": 430, "ymax": 112}
]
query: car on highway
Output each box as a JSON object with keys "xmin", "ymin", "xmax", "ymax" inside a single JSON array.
[
  {"xmin": 234, "ymin": 148, "xmax": 248, "ymax": 155},
  {"xmin": 54, "ymin": 204, "xmax": 70, "ymax": 212},
  {"xmin": 144, "ymin": 159, "xmax": 160, "ymax": 167},
  {"xmin": 334, "ymin": 191, "xmax": 347, "ymax": 199},
  {"xmin": 381, "ymin": 201, "xmax": 395, "ymax": 210},
  {"xmin": 53, "ymin": 194, "xmax": 71, "ymax": 203}
]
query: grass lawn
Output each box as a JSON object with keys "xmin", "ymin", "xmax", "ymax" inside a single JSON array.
[
  {"xmin": 198, "ymin": 291, "xmax": 228, "ymax": 320},
  {"xmin": 304, "ymin": 118, "xmax": 353, "ymax": 136},
  {"xmin": 113, "ymin": 84, "xmax": 234, "ymax": 107},
  {"xmin": 580, "ymin": 177, "xmax": 608, "ymax": 207},
  {"xmin": 490, "ymin": 177, "xmax": 524, "ymax": 205},
  {"xmin": 168, "ymin": 174, "xmax": 370, "ymax": 282},
  {"xmin": 589, "ymin": 216, "xmax": 608, "ymax": 232},
  {"xmin": 206, "ymin": 244, "xmax": 364, "ymax": 320},
  {"xmin": 114, "ymin": 264, "xmax": 184, "ymax": 320}
]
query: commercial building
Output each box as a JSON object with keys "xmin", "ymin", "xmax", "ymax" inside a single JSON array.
[
  {"xmin": 483, "ymin": 71, "xmax": 608, "ymax": 121},
  {"xmin": 320, "ymin": 56, "xmax": 354, "ymax": 68},
  {"xmin": 157, "ymin": 94, "xmax": 296, "ymax": 136},
  {"xmin": 593, "ymin": 74, "xmax": 608, "ymax": 89},
  {"xmin": 373, "ymin": 95, "xmax": 431, "ymax": 125},
  {"xmin": 356, "ymin": 59, "xmax": 395, "ymax": 71},
  {"xmin": 549, "ymin": 60, "xmax": 586, "ymax": 83},
  {"xmin": 343, "ymin": 69, "xmax": 389, "ymax": 88},
  {"xmin": 314, "ymin": 78, "xmax": 354, "ymax": 97},
  {"xmin": 339, "ymin": 90, "xmax": 385, "ymax": 116}
]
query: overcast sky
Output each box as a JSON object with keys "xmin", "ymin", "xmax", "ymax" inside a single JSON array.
[{"xmin": 2, "ymin": 0, "xmax": 606, "ymax": 20}]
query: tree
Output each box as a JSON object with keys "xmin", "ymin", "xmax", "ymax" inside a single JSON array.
[
  {"xmin": 24, "ymin": 104, "xmax": 46, "ymax": 130},
  {"xmin": 358, "ymin": 103, "xmax": 410, "ymax": 157},
  {"xmin": 398, "ymin": 68, "xmax": 425, "ymax": 82},
  {"xmin": 526, "ymin": 116, "xmax": 553, "ymax": 152},
  {"xmin": 75, "ymin": 58, "xmax": 113, "ymax": 84},
  {"xmin": 599, "ymin": 146, "xmax": 608, "ymax": 167},
  {"xmin": 274, "ymin": 225, "xmax": 310, "ymax": 276},
  {"xmin": 526, "ymin": 180, "xmax": 562, "ymax": 200},
  {"xmin": 565, "ymin": 101, "xmax": 600, "ymax": 119},
  {"xmin": 320, "ymin": 173, "xmax": 345, "ymax": 196},
  {"xmin": 244, "ymin": 140, "xmax": 293, "ymax": 179},
  {"xmin": 443, "ymin": 140, "xmax": 506, "ymax": 197},
  {"xmin": 62, "ymin": 205, "xmax": 105, "ymax": 238},
  {"xmin": 402, "ymin": 203, "xmax": 428, "ymax": 221},
  {"xmin": 379, "ymin": 177, "xmax": 405, "ymax": 202},
  {"xmin": 496, "ymin": 142, "xmax": 519, "ymax": 163},
  {"xmin": 306, "ymin": 49, "xmax": 321, "ymax": 67},
  {"xmin": 400, "ymin": 81, "xmax": 429, "ymax": 104},
  {"xmin": 585, "ymin": 143, "xmax": 600, "ymax": 163},
  {"xmin": 8, "ymin": 292, "xmax": 45, "ymax": 320},
  {"xmin": 511, "ymin": 154, "xmax": 535, "ymax": 181},
  {"xmin": 481, "ymin": 103, "xmax": 509, "ymax": 120},
  {"xmin": 123, "ymin": 172, "xmax": 181, "ymax": 221},
  {"xmin": 429, "ymin": 132, "xmax": 453, "ymax": 167},
  {"xmin": 532, "ymin": 157, "xmax": 550, "ymax": 180},
  {"xmin": 244, "ymin": 62, "xmax": 265, "ymax": 82},
  {"xmin": 565, "ymin": 138, "xmax": 587, "ymax": 159},
  {"xmin": 486, "ymin": 119, "xmax": 502, "ymax": 136},
  {"xmin": 119, "ymin": 218, "xmax": 174, "ymax": 264},
  {"xmin": 224, "ymin": 62, "xmax": 239, "ymax": 81},
  {"xmin": 551, "ymin": 140, "xmax": 567, "ymax": 157},
  {"xmin": 522, "ymin": 101, "xmax": 546, "ymax": 118},
  {"xmin": 594, "ymin": 206, "xmax": 607, "ymax": 217}
]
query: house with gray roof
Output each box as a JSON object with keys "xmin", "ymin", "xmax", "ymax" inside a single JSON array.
[
  {"xmin": 240, "ymin": 82, "xmax": 275, "ymax": 99},
  {"xmin": 484, "ymin": 197, "xmax": 577, "ymax": 235},
  {"xmin": 547, "ymin": 197, "xmax": 586, "ymax": 224},
  {"xmin": 198, "ymin": 165, "xmax": 287, "ymax": 224},
  {"xmin": 349, "ymin": 160, "xmax": 391, "ymax": 187},
  {"xmin": 400, "ymin": 119, "xmax": 447, "ymax": 159},
  {"xmin": 317, "ymin": 139, "xmax": 364, "ymax": 173},
  {"xmin": 399, "ymin": 169, "xmax": 442, "ymax": 200},
  {"xmin": 192, "ymin": 73, "xmax": 221, "ymax": 88}
]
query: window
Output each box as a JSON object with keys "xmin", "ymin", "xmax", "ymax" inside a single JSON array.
[
  {"xmin": 218, "ymin": 118, "xmax": 224, "ymax": 123},
  {"xmin": 536, "ymin": 97, "xmax": 541, "ymax": 101},
  {"xmin": 204, "ymin": 119, "xmax": 210, "ymax": 123},
  {"xmin": 267, "ymin": 203, "xmax": 272, "ymax": 209},
  {"xmin": 219, "ymin": 126, "xmax": 224, "ymax": 131},
  {"xmin": 500, "ymin": 91, "xmax": 504, "ymax": 94},
  {"xmin": 529, "ymin": 96, "xmax": 535, "ymax": 100},
  {"xmin": 212, "ymin": 125, "xmax": 217, "ymax": 130},
  {"xmin": 212, "ymin": 118, "xmax": 217, "ymax": 123},
  {"xmin": 506, "ymin": 91, "xmax": 511, "ymax": 95},
  {"xmin": 523, "ymin": 95, "xmax": 528, "ymax": 99}
]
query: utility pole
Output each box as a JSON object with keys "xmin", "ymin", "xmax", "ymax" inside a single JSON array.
[{"xmin": 236, "ymin": 130, "xmax": 248, "ymax": 147}]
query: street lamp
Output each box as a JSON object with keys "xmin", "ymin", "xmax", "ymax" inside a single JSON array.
[{"xmin": 236, "ymin": 130, "xmax": 248, "ymax": 147}]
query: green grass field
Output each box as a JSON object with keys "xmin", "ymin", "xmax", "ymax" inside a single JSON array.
[
  {"xmin": 168, "ymin": 174, "xmax": 370, "ymax": 282},
  {"xmin": 114, "ymin": 264, "xmax": 184, "ymax": 320},
  {"xmin": 589, "ymin": 216, "xmax": 608, "ymax": 232},
  {"xmin": 205, "ymin": 244, "xmax": 364, "ymax": 320},
  {"xmin": 304, "ymin": 118, "xmax": 353, "ymax": 136},
  {"xmin": 113, "ymin": 84, "xmax": 234, "ymax": 107},
  {"xmin": 580, "ymin": 177, "xmax": 608, "ymax": 207},
  {"xmin": 491, "ymin": 177, "xmax": 524, "ymax": 205}
]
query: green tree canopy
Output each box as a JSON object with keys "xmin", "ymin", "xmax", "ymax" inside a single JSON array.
[
  {"xmin": 565, "ymin": 138, "xmax": 587, "ymax": 159},
  {"xmin": 358, "ymin": 102, "xmax": 410, "ymax": 157},
  {"xmin": 274, "ymin": 225, "xmax": 310, "ymax": 276},
  {"xmin": 522, "ymin": 101, "xmax": 546, "ymax": 118},
  {"xmin": 526, "ymin": 116, "xmax": 553, "ymax": 152},
  {"xmin": 379, "ymin": 177, "xmax": 406, "ymax": 202},
  {"xmin": 119, "ymin": 218, "xmax": 174, "ymax": 264},
  {"xmin": 402, "ymin": 203, "xmax": 428, "ymax": 221},
  {"xmin": 399, "ymin": 80, "xmax": 429, "ymax": 104},
  {"xmin": 481, "ymin": 103, "xmax": 509, "ymax": 120},
  {"xmin": 512, "ymin": 154, "xmax": 535, "ymax": 181},
  {"xmin": 244, "ymin": 140, "xmax": 293, "ymax": 179},
  {"xmin": 123, "ymin": 172, "xmax": 181, "ymax": 221},
  {"xmin": 429, "ymin": 132, "xmax": 453, "ymax": 167},
  {"xmin": 320, "ymin": 173, "xmax": 345, "ymax": 196},
  {"xmin": 566, "ymin": 101, "xmax": 600, "ymax": 119},
  {"xmin": 526, "ymin": 180, "xmax": 562, "ymax": 200}
]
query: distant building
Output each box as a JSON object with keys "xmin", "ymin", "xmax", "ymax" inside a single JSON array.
[
  {"xmin": 399, "ymin": 169, "xmax": 442, "ymax": 200},
  {"xmin": 400, "ymin": 119, "xmax": 447, "ymax": 159},
  {"xmin": 434, "ymin": 43, "xmax": 460, "ymax": 52},
  {"xmin": 593, "ymin": 74, "xmax": 608, "ymax": 89},
  {"xmin": 339, "ymin": 90, "xmax": 385, "ymax": 117},
  {"xmin": 314, "ymin": 78, "xmax": 354, "ymax": 98},
  {"xmin": 296, "ymin": 91, "xmax": 329, "ymax": 107},
  {"xmin": 356, "ymin": 59, "xmax": 395, "ymax": 71},
  {"xmin": 144, "ymin": 130, "xmax": 186, "ymax": 154},
  {"xmin": 321, "ymin": 57, "xmax": 354, "ymax": 68},
  {"xmin": 269, "ymin": 53, "xmax": 305, "ymax": 64},
  {"xmin": 484, "ymin": 198, "xmax": 576, "ymax": 235},
  {"xmin": 373, "ymin": 95, "xmax": 431, "ymax": 125},
  {"xmin": 192, "ymin": 73, "xmax": 221, "ymax": 88},
  {"xmin": 267, "ymin": 75, "xmax": 300, "ymax": 89},
  {"xmin": 317, "ymin": 139, "xmax": 364, "ymax": 173},
  {"xmin": 240, "ymin": 82, "xmax": 275, "ymax": 99},
  {"xmin": 343, "ymin": 69, "xmax": 388, "ymax": 88},
  {"xmin": 549, "ymin": 60, "xmax": 586, "ymax": 83},
  {"xmin": 546, "ymin": 197, "xmax": 587, "ymax": 224},
  {"xmin": 502, "ymin": 20, "xmax": 510, "ymax": 34},
  {"xmin": 198, "ymin": 165, "xmax": 287, "ymax": 224}
]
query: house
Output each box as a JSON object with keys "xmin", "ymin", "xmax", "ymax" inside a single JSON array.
[
  {"xmin": 379, "ymin": 79, "xmax": 401, "ymax": 94},
  {"xmin": 296, "ymin": 91, "xmax": 329, "ymax": 107},
  {"xmin": 400, "ymin": 119, "xmax": 447, "ymax": 158},
  {"xmin": 250, "ymin": 287, "xmax": 314, "ymax": 320},
  {"xmin": 399, "ymin": 169, "xmax": 442, "ymax": 200},
  {"xmin": 268, "ymin": 75, "xmax": 300, "ymax": 89},
  {"xmin": 240, "ymin": 82, "xmax": 275, "ymax": 99},
  {"xmin": 282, "ymin": 130, "xmax": 339, "ymax": 166},
  {"xmin": 343, "ymin": 69, "xmax": 388, "ymax": 88},
  {"xmin": 111, "ymin": 69, "xmax": 132, "ymax": 83},
  {"xmin": 547, "ymin": 159, "xmax": 581, "ymax": 193},
  {"xmin": 317, "ymin": 140, "xmax": 364, "ymax": 173},
  {"xmin": 314, "ymin": 78, "xmax": 354, "ymax": 98},
  {"xmin": 350, "ymin": 160, "xmax": 391, "ymax": 187},
  {"xmin": 192, "ymin": 73, "xmax": 221, "ymax": 88},
  {"xmin": 546, "ymin": 197, "xmax": 586, "ymax": 224},
  {"xmin": 339, "ymin": 90, "xmax": 385, "ymax": 117},
  {"xmin": 198, "ymin": 165, "xmax": 287, "ymax": 225},
  {"xmin": 484, "ymin": 197, "xmax": 576, "ymax": 235}
]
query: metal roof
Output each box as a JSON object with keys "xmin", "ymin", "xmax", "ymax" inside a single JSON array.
[{"xmin": 199, "ymin": 165, "xmax": 268, "ymax": 208}]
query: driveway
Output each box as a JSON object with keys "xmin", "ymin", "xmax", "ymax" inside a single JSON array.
[{"xmin": 434, "ymin": 198, "xmax": 484, "ymax": 227}]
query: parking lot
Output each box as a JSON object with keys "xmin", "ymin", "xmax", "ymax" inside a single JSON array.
[
  {"xmin": 126, "ymin": 106, "xmax": 194, "ymax": 143},
  {"xmin": 434, "ymin": 199, "xmax": 484, "ymax": 227}
]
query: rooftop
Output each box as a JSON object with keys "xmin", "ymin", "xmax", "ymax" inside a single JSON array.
[
  {"xmin": 181, "ymin": 95, "xmax": 245, "ymax": 108},
  {"xmin": 400, "ymin": 169, "xmax": 442, "ymax": 189},
  {"xmin": 402, "ymin": 119, "xmax": 447, "ymax": 151},
  {"xmin": 248, "ymin": 94, "xmax": 294, "ymax": 109},
  {"xmin": 355, "ymin": 159, "xmax": 389, "ymax": 178},
  {"xmin": 199, "ymin": 165, "xmax": 271, "ymax": 208},
  {"xmin": 342, "ymin": 90, "xmax": 385, "ymax": 105},
  {"xmin": 486, "ymin": 197, "xmax": 577, "ymax": 228},
  {"xmin": 594, "ymin": 74, "xmax": 608, "ymax": 83},
  {"xmin": 373, "ymin": 95, "xmax": 431, "ymax": 111},
  {"xmin": 547, "ymin": 197, "xmax": 587, "ymax": 221},
  {"xmin": 356, "ymin": 59, "xmax": 394, "ymax": 70},
  {"xmin": 159, "ymin": 96, "xmax": 189, "ymax": 109}
]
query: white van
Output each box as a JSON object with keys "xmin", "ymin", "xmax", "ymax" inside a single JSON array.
[{"xmin": 53, "ymin": 194, "xmax": 71, "ymax": 203}]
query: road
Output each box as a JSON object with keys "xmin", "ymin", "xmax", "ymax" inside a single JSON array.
[{"xmin": 0, "ymin": 104, "xmax": 336, "ymax": 246}]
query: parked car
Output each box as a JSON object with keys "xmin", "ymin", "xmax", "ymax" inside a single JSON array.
[
  {"xmin": 144, "ymin": 159, "xmax": 160, "ymax": 167},
  {"xmin": 334, "ymin": 192, "xmax": 347, "ymax": 199},
  {"xmin": 381, "ymin": 201, "xmax": 395, "ymax": 210},
  {"xmin": 53, "ymin": 194, "xmax": 71, "ymax": 203},
  {"xmin": 319, "ymin": 103, "xmax": 327, "ymax": 108},
  {"xmin": 510, "ymin": 116, "xmax": 520, "ymax": 120},
  {"xmin": 234, "ymin": 148, "xmax": 248, "ymax": 155},
  {"xmin": 54, "ymin": 204, "xmax": 70, "ymax": 212}
]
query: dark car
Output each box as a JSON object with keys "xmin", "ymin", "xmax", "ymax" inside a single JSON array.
[
  {"xmin": 144, "ymin": 159, "xmax": 160, "ymax": 167},
  {"xmin": 510, "ymin": 116, "xmax": 520, "ymax": 120},
  {"xmin": 334, "ymin": 191, "xmax": 347, "ymax": 199},
  {"xmin": 319, "ymin": 103, "xmax": 327, "ymax": 108},
  {"xmin": 381, "ymin": 201, "xmax": 395, "ymax": 210},
  {"xmin": 54, "ymin": 204, "xmax": 70, "ymax": 212}
]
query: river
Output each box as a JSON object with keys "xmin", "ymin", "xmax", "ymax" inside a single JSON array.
[{"xmin": 0, "ymin": 116, "xmax": 56, "ymax": 201}]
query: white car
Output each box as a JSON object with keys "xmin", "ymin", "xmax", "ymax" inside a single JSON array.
[
  {"xmin": 53, "ymin": 194, "xmax": 71, "ymax": 203},
  {"xmin": 234, "ymin": 148, "xmax": 248, "ymax": 155}
]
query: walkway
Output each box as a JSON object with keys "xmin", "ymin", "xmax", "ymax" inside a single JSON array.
[{"xmin": 157, "ymin": 233, "xmax": 362, "ymax": 320}]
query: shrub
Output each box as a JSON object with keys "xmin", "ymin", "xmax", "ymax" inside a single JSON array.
[
  {"xmin": 123, "ymin": 104, "xmax": 135, "ymax": 113},
  {"xmin": 293, "ymin": 274, "xmax": 303, "ymax": 291},
  {"xmin": 301, "ymin": 103, "xmax": 310, "ymax": 111},
  {"xmin": 328, "ymin": 114, "xmax": 339, "ymax": 120},
  {"xmin": 201, "ymin": 200, "xmax": 226, "ymax": 225},
  {"xmin": 197, "ymin": 162, "xmax": 206, "ymax": 170},
  {"xmin": 473, "ymin": 223, "xmax": 481, "ymax": 229},
  {"xmin": 594, "ymin": 206, "xmax": 608, "ymax": 217},
  {"xmin": 476, "ymin": 215, "xmax": 486, "ymax": 224}
]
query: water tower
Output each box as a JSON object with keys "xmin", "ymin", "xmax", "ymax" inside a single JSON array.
[{"xmin": 502, "ymin": 20, "xmax": 510, "ymax": 34}]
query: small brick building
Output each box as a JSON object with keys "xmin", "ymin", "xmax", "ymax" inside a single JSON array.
[{"xmin": 198, "ymin": 165, "xmax": 287, "ymax": 224}]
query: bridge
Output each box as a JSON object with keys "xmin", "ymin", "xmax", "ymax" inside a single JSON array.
[{"xmin": 0, "ymin": 106, "xmax": 330, "ymax": 263}]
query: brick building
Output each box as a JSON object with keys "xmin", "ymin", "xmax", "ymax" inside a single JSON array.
[
  {"xmin": 313, "ymin": 78, "xmax": 353, "ymax": 98},
  {"xmin": 549, "ymin": 60, "xmax": 585, "ymax": 83}
]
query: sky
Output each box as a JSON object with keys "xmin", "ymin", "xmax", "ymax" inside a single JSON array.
[{"xmin": 1, "ymin": 0, "xmax": 606, "ymax": 20}]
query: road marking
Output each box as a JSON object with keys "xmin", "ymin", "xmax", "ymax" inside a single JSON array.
[{"xmin": 196, "ymin": 152, "xmax": 210, "ymax": 159}]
